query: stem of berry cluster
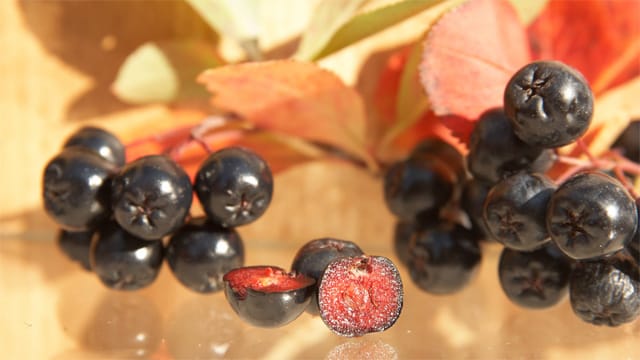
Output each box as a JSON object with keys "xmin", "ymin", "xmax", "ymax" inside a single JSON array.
[{"xmin": 555, "ymin": 140, "xmax": 640, "ymax": 199}]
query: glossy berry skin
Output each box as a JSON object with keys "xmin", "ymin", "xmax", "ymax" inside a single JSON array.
[
  {"xmin": 57, "ymin": 229, "xmax": 94, "ymax": 271},
  {"xmin": 195, "ymin": 147, "xmax": 273, "ymax": 227},
  {"xmin": 504, "ymin": 61, "xmax": 594, "ymax": 148},
  {"xmin": 290, "ymin": 238, "xmax": 364, "ymax": 315},
  {"xmin": 408, "ymin": 223, "xmax": 482, "ymax": 294},
  {"xmin": 547, "ymin": 171, "xmax": 638, "ymax": 260},
  {"xmin": 90, "ymin": 222, "xmax": 164, "ymax": 290},
  {"xmin": 43, "ymin": 148, "xmax": 115, "ymax": 231},
  {"xmin": 166, "ymin": 217, "xmax": 244, "ymax": 293},
  {"xmin": 111, "ymin": 155, "xmax": 192, "ymax": 240},
  {"xmin": 223, "ymin": 266, "xmax": 315, "ymax": 328},
  {"xmin": 483, "ymin": 172, "xmax": 555, "ymax": 251},
  {"xmin": 612, "ymin": 121, "xmax": 640, "ymax": 163},
  {"xmin": 318, "ymin": 255, "xmax": 403, "ymax": 337},
  {"xmin": 498, "ymin": 245, "xmax": 572, "ymax": 309},
  {"xmin": 467, "ymin": 109, "xmax": 555, "ymax": 183},
  {"xmin": 63, "ymin": 126, "xmax": 126, "ymax": 167},
  {"xmin": 570, "ymin": 256, "xmax": 640, "ymax": 327},
  {"xmin": 383, "ymin": 155, "xmax": 456, "ymax": 222}
]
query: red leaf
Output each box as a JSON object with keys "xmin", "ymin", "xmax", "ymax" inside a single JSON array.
[
  {"xmin": 528, "ymin": 0, "xmax": 640, "ymax": 94},
  {"xmin": 197, "ymin": 60, "xmax": 373, "ymax": 168},
  {"xmin": 419, "ymin": 0, "xmax": 531, "ymax": 143}
]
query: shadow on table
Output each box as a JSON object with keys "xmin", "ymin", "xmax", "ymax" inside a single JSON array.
[{"xmin": 17, "ymin": 0, "xmax": 218, "ymax": 122}]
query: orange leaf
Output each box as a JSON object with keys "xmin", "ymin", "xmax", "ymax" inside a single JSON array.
[
  {"xmin": 528, "ymin": 0, "xmax": 640, "ymax": 94},
  {"xmin": 419, "ymin": 0, "xmax": 531, "ymax": 143},
  {"xmin": 197, "ymin": 60, "xmax": 374, "ymax": 169}
]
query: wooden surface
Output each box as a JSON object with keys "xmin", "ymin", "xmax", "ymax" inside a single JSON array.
[{"xmin": 1, "ymin": 1, "xmax": 639, "ymax": 359}]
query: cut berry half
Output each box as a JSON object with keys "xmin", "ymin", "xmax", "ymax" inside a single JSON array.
[
  {"xmin": 290, "ymin": 238, "xmax": 364, "ymax": 315},
  {"xmin": 223, "ymin": 266, "xmax": 315, "ymax": 328},
  {"xmin": 318, "ymin": 255, "xmax": 403, "ymax": 337}
]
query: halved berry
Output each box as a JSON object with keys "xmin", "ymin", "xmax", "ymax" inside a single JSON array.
[
  {"xmin": 223, "ymin": 266, "xmax": 315, "ymax": 328},
  {"xmin": 318, "ymin": 255, "xmax": 403, "ymax": 337},
  {"xmin": 195, "ymin": 147, "xmax": 273, "ymax": 227},
  {"xmin": 166, "ymin": 217, "xmax": 244, "ymax": 293},
  {"xmin": 63, "ymin": 126, "xmax": 126, "ymax": 167},
  {"xmin": 90, "ymin": 222, "xmax": 164, "ymax": 290},
  {"xmin": 498, "ymin": 245, "xmax": 572, "ymax": 309},
  {"xmin": 43, "ymin": 148, "xmax": 115, "ymax": 231},
  {"xmin": 291, "ymin": 238, "xmax": 364, "ymax": 315},
  {"xmin": 111, "ymin": 155, "xmax": 192, "ymax": 240},
  {"xmin": 547, "ymin": 171, "xmax": 638, "ymax": 260}
]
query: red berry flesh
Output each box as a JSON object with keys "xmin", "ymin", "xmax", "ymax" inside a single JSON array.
[
  {"xmin": 223, "ymin": 266, "xmax": 315, "ymax": 328},
  {"xmin": 318, "ymin": 255, "xmax": 403, "ymax": 337}
]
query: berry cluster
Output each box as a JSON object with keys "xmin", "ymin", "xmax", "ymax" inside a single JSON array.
[
  {"xmin": 385, "ymin": 60, "xmax": 640, "ymax": 327},
  {"xmin": 44, "ymin": 127, "xmax": 403, "ymax": 337},
  {"xmin": 45, "ymin": 127, "xmax": 269, "ymax": 292}
]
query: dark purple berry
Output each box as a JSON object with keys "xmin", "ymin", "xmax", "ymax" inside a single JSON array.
[
  {"xmin": 290, "ymin": 238, "xmax": 364, "ymax": 315},
  {"xmin": 90, "ymin": 222, "xmax": 164, "ymax": 290},
  {"xmin": 393, "ymin": 221, "xmax": 416, "ymax": 267},
  {"xmin": 409, "ymin": 138, "xmax": 466, "ymax": 185},
  {"xmin": 63, "ymin": 126, "xmax": 126, "ymax": 167},
  {"xmin": 318, "ymin": 255, "xmax": 403, "ymax": 337},
  {"xmin": 570, "ymin": 256, "xmax": 640, "ymax": 327},
  {"xmin": 43, "ymin": 148, "xmax": 115, "ymax": 231},
  {"xmin": 111, "ymin": 155, "xmax": 192, "ymax": 240},
  {"xmin": 467, "ymin": 109, "xmax": 555, "ymax": 183},
  {"xmin": 195, "ymin": 147, "xmax": 273, "ymax": 227},
  {"xmin": 504, "ymin": 60, "xmax": 594, "ymax": 148},
  {"xmin": 383, "ymin": 155, "xmax": 456, "ymax": 221},
  {"xmin": 547, "ymin": 171, "xmax": 638, "ymax": 260},
  {"xmin": 223, "ymin": 266, "xmax": 315, "ymax": 328},
  {"xmin": 483, "ymin": 172, "xmax": 555, "ymax": 251},
  {"xmin": 498, "ymin": 245, "xmax": 572, "ymax": 309},
  {"xmin": 612, "ymin": 121, "xmax": 640, "ymax": 163},
  {"xmin": 166, "ymin": 217, "xmax": 244, "ymax": 293},
  {"xmin": 461, "ymin": 178, "xmax": 493, "ymax": 240},
  {"xmin": 408, "ymin": 222, "xmax": 482, "ymax": 294},
  {"xmin": 57, "ymin": 229, "xmax": 94, "ymax": 270}
]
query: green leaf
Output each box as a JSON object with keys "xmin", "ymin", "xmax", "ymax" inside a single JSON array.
[
  {"xmin": 312, "ymin": 0, "xmax": 448, "ymax": 61},
  {"xmin": 293, "ymin": 0, "xmax": 369, "ymax": 61},
  {"xmin": 112, "ymin": 40, "xmax": 223, "ymax": 104},
  {"xmin": 185, "ymin": 0, "xmax": 262, "ymax": 59},
  {"xmin": 507, "ymin": 0, "xmax": 548, "ymax": 25}
]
